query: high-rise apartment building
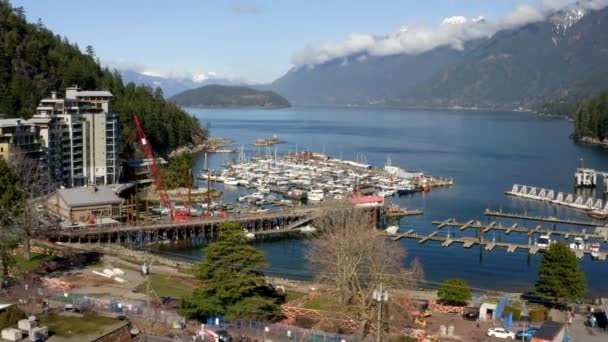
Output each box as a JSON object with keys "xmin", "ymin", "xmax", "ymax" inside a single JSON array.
[{"xmin": 34, "ymin": 86, "xmax": 120, "ymax": 187}]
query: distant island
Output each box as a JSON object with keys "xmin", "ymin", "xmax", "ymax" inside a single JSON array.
[{"xmin": 169, "ymin": 85, "xmax": 290, "ymax": 109}]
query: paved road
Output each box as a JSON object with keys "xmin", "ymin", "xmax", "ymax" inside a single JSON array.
[{"xmin": 567, "ymin": 313, "xmax": 608, "ymax": 342}]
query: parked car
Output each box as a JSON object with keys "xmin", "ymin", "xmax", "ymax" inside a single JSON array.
[
  {"xmin": 216, "ymin": 330, "xmax": 233, "ymax": 342},
  {"xmin": 487, "ymin": 327, "xmax": 516, "ymax": 339},
  {"xmin": 515, "ymin": 327, "xmax": 538, "ymax": 339}
]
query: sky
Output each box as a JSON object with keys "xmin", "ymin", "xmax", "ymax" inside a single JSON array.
[{"xmin": 13, "ymin": 0, "xmax": 595, "ymax": 83}]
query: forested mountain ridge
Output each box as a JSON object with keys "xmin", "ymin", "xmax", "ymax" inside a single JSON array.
[
  {"xmin": 573, "ymin": 90, "xmax": 608, "ymax": 143},
  {"xmin": 270, "ymin": 45, "xmax": 477, "ymax": 106},
  {"xmin": 170, "ymin": 85, "xmax": 290, "ymax": 108},
  {"xmin": 0, "ymin": 2, "xmax": 206, "ymax": 157}
]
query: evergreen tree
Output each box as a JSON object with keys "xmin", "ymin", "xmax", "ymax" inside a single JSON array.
[
  {"xmin": 535, "ymin": 242, "xmax": 587, "ymax": 304},
  {"xmin": 437, "ymin": 278, "xmax": 472, "ymax": 306},
  {"xmin": 0, "ymin": 159, "xmax": 24, "ymax": 286},
  {"xmin": 180, "ymin": 222, "xmax": 282, "ymax": 321}
]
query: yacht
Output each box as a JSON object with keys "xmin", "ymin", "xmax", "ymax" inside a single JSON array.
[
  {"xmin": 224, "ymin": 178, "xmax": 239, "ymax": 186},
  {"xmin": 308, "ymin": 189, "xmax": 325, "ymax": 202},
  {"xmin": 537, "ymin": 235, "xmax": 552, "ymax": 248},
  {"xmin": 385, "ymin": 225, "xmax": 399, "ymax": 235},
  {"xmin": 569, "ymin": 237, "xmax": 584, "ymax": 250}
]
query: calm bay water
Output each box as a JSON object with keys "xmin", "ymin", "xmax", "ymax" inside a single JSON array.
[{"xmin": 166, "ymin": 107, "xmax": 608, "ymax": 296}]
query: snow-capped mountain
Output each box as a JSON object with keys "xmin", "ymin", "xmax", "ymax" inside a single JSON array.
[
  {"xmin": 121, "ymin": 70, "xmax": 249, "ymax": 98},
  {"xmin": 551, "ymin": 6, "xmax": 586, "ymax": 35}
]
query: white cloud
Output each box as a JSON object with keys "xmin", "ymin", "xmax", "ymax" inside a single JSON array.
[
  {"xmin": 141, "ymin": 70, "xmax": 163, "ymax": 77},
  {"xmin": 192, "ymin": 72, "xmax": 220, "ymax": 83},
  {"xmin": 291, "ymin": 1, "xmax": 608, "ymax": 67},
  {"xmin": 500, "ymin": 4, "xmax": 544, "ymax": 29},
  {"xmin": 582, "ymin": 0, "xmax": 608, "ymax": 9}
]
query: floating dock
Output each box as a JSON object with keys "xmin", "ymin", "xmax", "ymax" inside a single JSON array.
[
  {"xmin": 484, "ymin": 209, "xmax": 607, "ymax": 228},
  {"xmin": 431, "ymin": 219, "xmax": 608, "ymax": 242},
  {"xmin": 389, "ymin": 228, "xmax": 608, "ymax": 260}
]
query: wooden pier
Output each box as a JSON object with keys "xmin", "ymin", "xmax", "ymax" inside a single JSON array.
[
  {"xmin": 386, "ymin": 209, "xmax": 424, "ymax": 219},
  {"xmin": 484, "ymin": 209, "xmax": 607, "ymax": 228},
  {"xmin": 39, "ymin": 209, "xmax": 316, "ymax": 246}
]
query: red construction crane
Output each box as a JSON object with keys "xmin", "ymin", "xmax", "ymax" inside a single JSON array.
[{"xmin": 133, "ymin": 115, "xmax": 184, "ymax": 221}]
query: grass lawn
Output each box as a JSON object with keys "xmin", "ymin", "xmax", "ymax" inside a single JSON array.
[
  {"xmin": 302, "ymin": 296, "xmax": 341, "ymax": 311},
  {"xmin": 14, "ymin": 253, "xmax": 56, "ymax": 272},
  {"xmin": 135, "ymin": 273, "xmax": 195, "ymax": 298},
  {"xmin": 39, "ymin": 313, "xmax": 121, "ymax": 338},
  {"xmin": 285, "ymin": 290, "xmax": 307, "ymax": 303}
]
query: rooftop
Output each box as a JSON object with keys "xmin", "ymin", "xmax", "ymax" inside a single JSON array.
[
  {"xmin": 57, "ymin": 185, "xmax": 123, "ymax": 207},
  {"xmin": 0, "ymin": 118, "xmax": 32, "ymax": 128},
  {"xmin": 75, "ymin": 90, "xmax": 113, "ymax": 98},
  {"xmin": 533, "ymin": 321, "xmax": 565, "ymax": 339}
]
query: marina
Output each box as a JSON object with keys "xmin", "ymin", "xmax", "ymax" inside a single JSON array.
[{"xmin": 201, "ymin": 151, "xmax": 453, "ymax": 209}]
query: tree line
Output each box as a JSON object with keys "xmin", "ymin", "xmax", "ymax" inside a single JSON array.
[
  {"xmin": 573, "ymin": 90, "xmax": 608, "ymax": 141},
  {"xmin": 0, "ymin": 2, "xmax": 206, "ymax": 157}
]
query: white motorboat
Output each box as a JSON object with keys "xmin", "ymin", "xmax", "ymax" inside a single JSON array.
[
  {"xmin": 385, "ymin": 225, "xmax": 399, "ymax": 235},
  {"xmin": 308, "ymin": 189, "xmax": 325, "ymax": 202},
  {"xmin": 224, "ymin": 178, "xmax": 239, "ymax": 186},
  {"xmin": 569, "ymin": 237, "xmax": 585, "ymax": 250},
  {"xmin": 299, "ymin": 225, "xmax": 317, "ymax": 233},
  {"xmin": 537, "ymin": 235, "xmax": 552, "ymax": 248}
]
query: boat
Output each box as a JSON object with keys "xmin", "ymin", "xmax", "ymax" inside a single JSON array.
[
  {"xmin": 588, "ymin": 209, "xmax": 607, "ymax": 219},
  {"xmin": 258, "ymin": 185, "xmax": 271, "ymax": 194},
  {"xmin": 308, "ymin": 189, "xmax": 325, "ymax": 202},
  {"xmin": 385, "ymin": 225, "xmax": 399, "ymax": 235},
  {"xmin": 377, "ymin": 189, "xmax": 395, "ymax": 197},
  {"xmin": 237, "ymin": 195, "xmax": 249, "ymax": 202},
  {"xmin": 224, "ymin": 178, "xmax": 239, "ymax": 186},
  {"xmin": 285, "ymin": 189, "xmax": 307, "ymax": 200},
  {"xmin": 569, "ymin": 237, "xmax": 584, "ymax": 250},
  {"xmin": 537, "ymin": 235, "xmax": 552, "ymax": 248},
  {"xmin": 397, "ymin": 184, "xmax": 416, "ymax": 195},
  {"xmin": 299, "ymin": 225, "xmax": 317, "ymax": 233},
  {"xmin": 245, "ymin": 231, "xmax": 255, "ymax": 239}
]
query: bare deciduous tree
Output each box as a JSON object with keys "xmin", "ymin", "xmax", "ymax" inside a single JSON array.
[
  {"xmin": 307, "ymin": 199, "xmax": 422, "ymax": 337},
  {"xmin": 9, "ymin": 149, "xmax": 57, "ymax": 260}
]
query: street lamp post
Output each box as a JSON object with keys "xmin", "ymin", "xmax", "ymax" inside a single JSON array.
[{"xmin": 373, "ymin": 283, "xmax": 389, "ymax": 342}]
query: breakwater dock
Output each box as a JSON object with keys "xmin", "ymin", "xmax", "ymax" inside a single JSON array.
[
  {"xmin": 484, "ymin": 209, "xmax": 607, "ymax": 228},
  {"xmin": 506, "ymin": 184, "xmax": 606, "ymax": 211}
]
